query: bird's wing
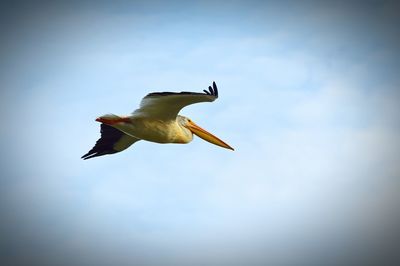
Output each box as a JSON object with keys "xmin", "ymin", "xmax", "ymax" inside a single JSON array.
[
  {"xmin": 132, "ymin": 81, "xmax": 219, "ymax": 120},
  {"xmin": 81, "ymin": 124, "xmax": 140, "ymax": 160}
]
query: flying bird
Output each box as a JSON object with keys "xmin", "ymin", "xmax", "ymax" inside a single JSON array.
[{"xmin": 82, "ymin": 82, "xmax": 234, "ymax": 159}]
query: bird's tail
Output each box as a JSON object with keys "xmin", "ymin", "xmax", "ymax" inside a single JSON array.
[{"xmin": 95, "ymin": 114, "xmax": 130, "ymax": 125}]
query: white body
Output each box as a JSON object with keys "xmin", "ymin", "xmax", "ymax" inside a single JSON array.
[{"xmin": 114, "ymin": 115, "xmax": 193, "ymax": 144}]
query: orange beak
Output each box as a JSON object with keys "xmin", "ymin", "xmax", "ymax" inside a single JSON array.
[{"xmin": 186, "ymin": 120, "xmax": 234, "ymax": 151}]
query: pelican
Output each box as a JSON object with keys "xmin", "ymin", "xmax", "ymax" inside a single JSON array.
[{"xmin": 82, "ymin": 81, "xmax": 234, "ymax": 159}]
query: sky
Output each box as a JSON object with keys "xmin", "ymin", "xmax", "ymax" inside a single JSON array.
[{"xmin": 1, "ymin": 0, "xmax": 400, "ymax": 265}]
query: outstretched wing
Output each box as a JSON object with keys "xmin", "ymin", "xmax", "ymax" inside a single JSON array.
[
  {"xmin": 133, "ymin": 81, "xmax": 219, "ymax": 120},
  {"xmin": 81, "ymin": 124, "xmax": 140, "ymax": 160}
]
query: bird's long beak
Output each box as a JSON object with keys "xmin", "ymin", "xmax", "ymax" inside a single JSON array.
[{"xmin": 186, "ymin": 120, "xmax": 234, "ymax": 151}]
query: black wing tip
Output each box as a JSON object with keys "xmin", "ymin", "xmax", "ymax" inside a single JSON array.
[
  {"xmin": 146, "ymin": 91, "xmax": 205, "ymax": 97},
  {"xmin": 81, "ymin": 150, "xmax": 94, "ymax": 160},
  {"xmin": 81, "ymin": 151, "xmax": 103, "ymax": 160},
  {"xmin": 208, "ymin": 85, "xmax": 214, "ymax": 95},
  {"xmin": 212, "ymin": 81, "xmax": 218, "ymax": 97},
  {"xmin": 81, "ymin": 124, "xmax": 124, "ymax": 160},
  {"xmin": 81, "ymin": 151, "xmax": 116, "ymax": 160},
  {"xmin": 145, "ymin": 81, "xmax": 219, "ymax": 98},
  {"xmin": 81, "ymin": 150, "xmax": 107, "ymax": 160},
  {"xmin": 204, "ymin": 81, "xmax": 218, "ymax": 98},
  {"xmin": 81, "ymin": 146, "xmax": 119, "ymax": 160}
]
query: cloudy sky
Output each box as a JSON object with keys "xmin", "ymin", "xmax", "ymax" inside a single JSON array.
[{"xmin": 1, "ymin": 1, "xmax": 399, "ymax": 265}]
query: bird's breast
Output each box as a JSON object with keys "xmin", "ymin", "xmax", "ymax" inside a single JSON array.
[{"xmin": 116, "ymin": 118, "xmax": 192, "ymax": 144}]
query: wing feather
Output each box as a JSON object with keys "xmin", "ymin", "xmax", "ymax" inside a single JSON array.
[
  {"xmin": 81, "ymin": 124, "xmax": 140, "ymax": 160},
  {"xmin": 133, "ymin": 81, "xmax": 219, "ymax": 120}
]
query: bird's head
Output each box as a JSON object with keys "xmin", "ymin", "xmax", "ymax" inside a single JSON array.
[{"xmin": 178, "ymin": 115, "xmax": 234, "ymax": 151}]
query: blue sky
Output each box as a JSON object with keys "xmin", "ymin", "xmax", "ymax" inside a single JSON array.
[{"xmin": 1, "ymin": 1, "xmax": 400, "ymax": 265}]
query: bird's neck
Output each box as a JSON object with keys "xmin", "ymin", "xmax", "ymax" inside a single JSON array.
[{"xmin": 174, "ymin": 123, "xmax": 193, "ymax": 144}]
